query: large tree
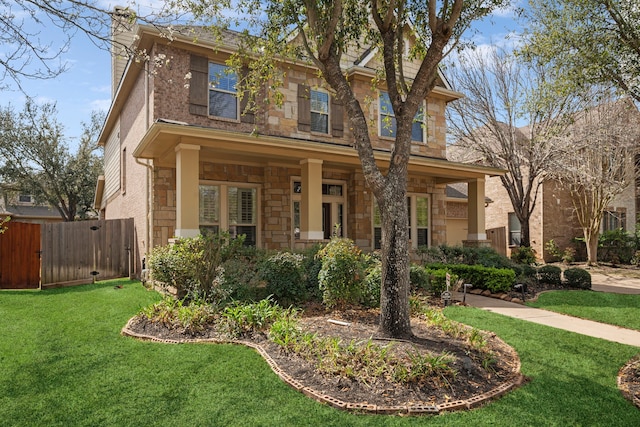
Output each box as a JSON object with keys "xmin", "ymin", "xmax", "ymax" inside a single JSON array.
[
  {"xmin": 522, "ymin": 0, "xmax": 640, "ymax": 102},
  {"xmin": 447, "ymin": 47, "xmax": 580, "ymax": 248},
  {"xmin": 0, "ymin": 101, "xmax": 104, "ymax": 221},
  {"xmin": 546, "ymin": 94, "xmax": 640, "ymax": 265},
  {"xmin": 177, "ymin": 0, "xmax": 509, "ymax": 338}
]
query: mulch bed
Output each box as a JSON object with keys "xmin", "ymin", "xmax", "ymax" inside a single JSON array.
[{"xmin": 123, "ymin": 302, "xmax": 526, "ymax": 415}]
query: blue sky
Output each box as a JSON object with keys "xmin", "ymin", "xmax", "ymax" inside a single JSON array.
[{"xmin": 0, "ymin": 1, "xmax": 522, "ymax": 149}]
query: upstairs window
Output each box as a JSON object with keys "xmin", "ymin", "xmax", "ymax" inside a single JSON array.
[
  {"xmin": 379, "ymin": 91, "xmax": 425, "ymax": 142},
  {"xmin": 310, "ymin": 90, "xmax": 329, "ymax": 134},
  {"xmin": 209, "ymin": 63, "xmax": 238, "ymax": 120},
  {"xmin": 18, "ymin": 194, "xmax": 32, "ymax": 203}
]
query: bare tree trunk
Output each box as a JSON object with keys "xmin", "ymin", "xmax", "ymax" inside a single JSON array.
[
  {"xmin": 378, "ymin": 185, "xmax": 411, "ymax": 338},
  {"xmin": 521, "ymin": 219, "xmax": 531, "ymax": 248},
  {"xmin": 584, "ymin": 228, "xmax": 599, "ymax": 266}
]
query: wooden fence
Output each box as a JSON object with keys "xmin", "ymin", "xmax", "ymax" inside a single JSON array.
[
  {"xmin": 486, "ymin": 226, "xmax": 507, "ymax": 257},
  {"xmin": 0, "ymin": 222, "xmax": 41, "ymax": 289},
  {"xmin": 40, "ymin": 218, "xmax": 134, "ymax": 288}
]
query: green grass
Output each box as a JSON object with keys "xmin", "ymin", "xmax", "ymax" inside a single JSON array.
[
  {"xmin": 527, "ymin": 291, "xmax": 640, "ymax": 331},
  {"xmin": 1, "ymin": 280, "xmax": 638, "ymax": 426}
]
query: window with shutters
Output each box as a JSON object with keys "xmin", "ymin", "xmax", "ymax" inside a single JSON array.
[
  {"xmin": 373, "ymin": 194, "xmax": 429, "ymax": 250},
  {"xmin": 379, "ymin": 91, "xmax": 425, "ymax": 142},
  {"xmin": 208, "ymin": 63, "xmax": 238, "ymax": 120},
  {"xmin": 298, "ymin": 84, "xmax": 343, "ymax": 137},
  {"xmin": 199, "ymin": 185, "xmax": 220, "ymax": 234},
  {"xmin": 310, "ymin": 90, "xmax": 329, "ymax": 134},
  {"xmin": 199, "ymin": 182, "xmax": 259, "ymax": 246}
]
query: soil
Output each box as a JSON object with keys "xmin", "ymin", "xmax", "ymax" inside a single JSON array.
[{"xmin": 125, "ymin": 299, "xmax": 525, "ymax": 413}]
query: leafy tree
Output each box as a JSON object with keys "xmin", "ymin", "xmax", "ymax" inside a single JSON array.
[
  {"xmin": 522, "ymin": 0, "xmax": 640, "ymax": 102},
  {"xmin": 447, "ymin": 46, "xmax": 581, "ymax": 248},
  {"xmin": 174, "ymin": 0, "xmax": 510, "ymax": 338},
  {"xmin": 545, "ymin": 93, "xmax": 640, "ymax": 265},
  {"xmin": 0, "ymin": 101, "xmax": 104, "ymax": 221}
]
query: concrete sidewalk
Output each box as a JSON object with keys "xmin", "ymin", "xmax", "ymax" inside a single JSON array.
[{"xmin": 454, "ymin": 290, "xmax": 640, "ymax": 348}]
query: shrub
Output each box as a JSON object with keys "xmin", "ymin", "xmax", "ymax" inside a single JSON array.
[
  {"xmin": 220, "ymin": 257, "xmax": 266, "ymax": 302},
  {"xmin": 300, "ymin": 244, "xmax": 324, "ymax": 302},
  {"xmin": 316, "ymin": 237, "xmax": 365, "ymax": 308},
  {"xmin": 511, "ymin": 246, "xmax": 537, "ymax": 265},
  {"xmin": 425, "ymin": 263, "xmax": 515, "ymax": 293},
  {"xmin": 423, "ymin": 268, "xmax": 458, "ymax": 296},
  {"xmin": 361, "ymin": 261, "xmax": 382, "ymax": 308},
  {"xmin": 538, "ymin": 265, "xmax": 562, "ymax": 285},
  {"xmin": 419, "ymin": 244, "xmax": 515, "ymax": 270},
  {"xmin": 563, "ymin": 267, "xmax": 592, "ymax": 290},
  {"xmin": 147, "ymin": 232, "xmax": 246, "ymax": 303},
  {"xmin": 410, "ymin": 264, "xmax": 430, "ymax": 291},
  {"xmin": 598, "ymin": 229, "xmax": 635, "ymax": 264},
  {"xmin": 259, "ymin": 252, "xmax": 306, "ymax": 305}
]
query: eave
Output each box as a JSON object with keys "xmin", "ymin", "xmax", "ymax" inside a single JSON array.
[{"xmin": 133, "ymin": 121, "xmax": 504, "ymax": 184}]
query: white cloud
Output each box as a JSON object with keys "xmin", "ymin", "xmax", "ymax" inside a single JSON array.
[{"xmin": 89, "ymin": 98, "xmax": 111, "ymax": 112}]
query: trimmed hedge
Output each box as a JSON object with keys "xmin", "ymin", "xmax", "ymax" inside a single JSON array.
[
  {"xmin": 563, "ymin": 267, "xmax": 592, "ymax": 290},
  {"xmin": 425, "ymin": 263, "xmax": 515, "ymax": 293},
  {"xmin": 538, "ymin": 265, "xmax": 562, "ymax": 285}
]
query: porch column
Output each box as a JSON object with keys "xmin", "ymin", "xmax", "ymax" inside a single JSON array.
[
  {"xmin": 175, "ymin": 143, "xmax": 200, "ymax": 238},
  {"xmin": 466, "ymin": 178, "xmax": 488, "ymax": 242},
  {"xmin": 300, "ymin": 159, "xmax": 324, "ymax": 240}
]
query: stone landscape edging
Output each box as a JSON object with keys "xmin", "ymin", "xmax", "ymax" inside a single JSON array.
[{"xmin": 121, "ymin": 317, "xmax": 526, "ymax": 416}]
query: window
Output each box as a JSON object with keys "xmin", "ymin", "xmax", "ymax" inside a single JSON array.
[
  {"xmin": 199, "ymin": 185, "xmax": 220, "ymax": 234},
  {"xmin": 198, "ymin": 183, "xmax": 258, "ymax": 246},
  {"xmin": 379, "ymin": 91, "xmax": 425, "ymax": 142},
  {"xmin": 603, "ymin": 209, "xmax": 626, "ymax": 232},
  {"xmin": 508, "ymin": 213, "xmax": 522, "ymax": 246},
  {"xmin": 310, "ymin": 90, "xmax": 329, "ymax": 133},
  {"xmin": 228, "ymin": 187, "xmax": 257, "ymax": 246},
  {"xmin": 373, "ymin": 194, "xmax": 429, "ymax": 250},
  {"xmin": 18, "ymin": 194, "xmax": 32, "ymax": 203},
  {"xmin": 208, "ymin": 63, "xmax": 238, "ymax": 120}
]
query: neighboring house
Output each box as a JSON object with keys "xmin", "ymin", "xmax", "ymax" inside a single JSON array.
[
  {"xmin": 95, "ymin": 11, "xmax": 503, "ymax": 274},
  {"xmin": 445, "ymin": 183, "xmax": 495, "ymax": 248},
  {"xmin": 448, "ymin": 120, "xmax": 639, "ymax": 262},
  {"xmin": 0, "ymin": 192, "xmax": 62, "ymax": 224}
]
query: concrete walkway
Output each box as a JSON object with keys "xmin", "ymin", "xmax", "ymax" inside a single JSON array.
[{"xmin": 454, "ymin": 274, "xmax": 640, "ymax": 347}]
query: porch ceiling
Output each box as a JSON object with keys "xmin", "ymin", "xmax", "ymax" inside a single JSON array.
[{"xmin": 133, "ymin": 121, "xmax": 504, "ymax": 183}]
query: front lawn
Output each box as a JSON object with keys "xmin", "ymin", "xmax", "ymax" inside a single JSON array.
[
  {"xmin": 1, "ymin": 280, "xmax": 638, "ymax": 426},
  {"xmin": 527, "ymin": 291, "xmax": 640, "ymax": 331}
]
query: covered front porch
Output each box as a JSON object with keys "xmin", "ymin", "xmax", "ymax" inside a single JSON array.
[{"xmin": 133, "ymin": 121, "xmax": 503, "ymax": 250}]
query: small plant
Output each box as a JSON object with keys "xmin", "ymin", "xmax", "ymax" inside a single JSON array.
[
  {"xmin": 545, "ymin": 240, "xmax": 576, "ymax": 264},
  {"xmin": 361, "ymin": 259, "xmax": 382, "ymax": 308},
  {"xmin": 511, "ymin": 246, "xmax": 537, "ymax": 265},
  {"xmin": 139, "ymin": 297, "xmax": 217, "ymax": 335},
  {"xmin": 563, "ymin": 267, "xmax": 592, "ymax": 290},
  {"xmin": 538, "ymin": 265, "xmax": 562, "ymax": 285},
  {"xmin": 219, "ymin": 297, "xmax": 296, "ymax": 338}
]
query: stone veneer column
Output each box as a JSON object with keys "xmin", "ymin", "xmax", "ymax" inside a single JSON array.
[
  {"xmin": 300, "ymin": 159, "xmax": 324, "ymax": 240},
  {"xmin": 466, "ymin": 178, "xmax": 488, "ymax": 243},
  {"xmin": 175, "ymin": 143, "xmax": 200, "ymax": 238}
]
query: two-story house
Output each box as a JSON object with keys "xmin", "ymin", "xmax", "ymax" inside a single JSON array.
[{"xmin": 95, "ymin": 13, "xmax": 503, "ymax": 274}]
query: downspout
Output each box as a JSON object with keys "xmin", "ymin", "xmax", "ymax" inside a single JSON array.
[{"xmin": 134, "ymin": 59, "xmax": 154, "ymax": 279}]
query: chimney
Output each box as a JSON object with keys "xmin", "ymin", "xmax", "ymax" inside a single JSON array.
[{"xmin": 111, "ymin": 6, "xmax": 136, "ymax": 97}]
